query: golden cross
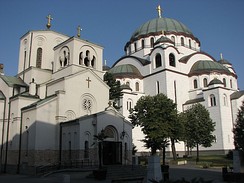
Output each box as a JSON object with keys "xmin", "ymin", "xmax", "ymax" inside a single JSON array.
[
  {"xmin": 156, "ymin": 5, "xmax": 162, "ymax": 18},
  {"xmin": 46, "ymin": 14, "xmax": 53, "ymax": 29},
  {"xmin": 86, "ymin": 77, "xmax": 91, "ymax": 88},
  {"xmin": 77, "ymin": 25, "xmax": 82, "ymax": 38}
]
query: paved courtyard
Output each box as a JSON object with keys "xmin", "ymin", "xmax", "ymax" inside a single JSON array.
[{"xmin": 0, "ymin": 165, "xmax": 226, "ymax": 183}]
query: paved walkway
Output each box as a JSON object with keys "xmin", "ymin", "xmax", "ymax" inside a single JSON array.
[{"xmin": 0, "ymin": 165, "xmax": 226, "ymax": 183}]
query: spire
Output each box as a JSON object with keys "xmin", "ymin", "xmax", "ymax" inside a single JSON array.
[
  {"xmin": 77, "ymin": 25, "xmax": 82, "ymax": 38},
  {"xmin": 46, "ymin": 14, "xmax": 53, "ymax": 29},
  {"xmin": 156, "ymin": 5, "xmax": 162, "ymax": 18}
]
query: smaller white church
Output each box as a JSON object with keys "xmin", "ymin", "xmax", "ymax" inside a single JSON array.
[{"xmin": 0, "ymin": 16, "xmax": 133, "ymax": 174}]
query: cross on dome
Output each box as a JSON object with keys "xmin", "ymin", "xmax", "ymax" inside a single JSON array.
[
  {"xmin": 77, "ymin": 25, "xmax": 82, "ymax": 38},
  {"xmin": 46, "ymin": 14, "xmax": 53, "ymax": 29},
  {"xmin": 156, "ymin": 5, "xmax": 163, "ymax": 18}
]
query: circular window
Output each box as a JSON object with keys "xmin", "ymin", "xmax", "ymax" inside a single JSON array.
[{"xmin": 82, "ymin": 98, "xmax": 92, "ymax": 112}]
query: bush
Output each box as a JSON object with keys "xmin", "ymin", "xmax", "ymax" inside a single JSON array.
[{"xmin": 226, "ymin": 150, "xmax": 233, "ymax": 160}]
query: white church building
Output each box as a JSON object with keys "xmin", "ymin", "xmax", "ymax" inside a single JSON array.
[
  {"xmin": 0, "ymin": 5, "xmax": 244, "ymax": 174},
  {"xmin": 108, "ymin": 6, "xmax": 244, "ymax": 154},
  {"xmin": 0, "ymin": 16, "xmax": 132, "ymax": 173}
]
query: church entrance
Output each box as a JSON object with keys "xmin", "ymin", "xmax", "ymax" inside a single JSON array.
[{"xmin": 103, "ymin": 141, "xmax": 122, "ymax": 165}]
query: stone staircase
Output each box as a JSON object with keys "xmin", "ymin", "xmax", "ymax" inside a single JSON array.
[{"xmin": 106, "ymin": 165, "xmax": 146, "ymax": 181}]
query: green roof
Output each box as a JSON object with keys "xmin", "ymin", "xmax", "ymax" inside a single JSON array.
[
  {"xmin": 109, "ymin": 64, "xmax": 142, "ymax": 79},
  {"xmin": 184, "ymin": 97, "xmax": 205, "ymax": 105},
  {"xmin": 0, "ymin": 75, "xmax": 27, "ymax": 87},
  {"xmin": 230, "ymin": 90, "xmax": 244, "ymax": 100},
  {"xmin": 131, "ymin": 17, "xmax": 193, "ymax": 40},
  {"xmin": 218, "ymin": 58, "xmax": 232, "ymax": 65},
  {"xmin": 189, "ymin": 60, "xmax": 231, "ymax": 76},
  {"xmin": 208, "ymin": 78, "xmax": 223, "ymax": 86},
  {"xmin": 154, "ymin": 36, "xmax": 174, "ymax": 45}
]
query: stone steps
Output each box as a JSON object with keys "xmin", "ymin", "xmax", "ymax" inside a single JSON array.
[{"xmin": 106, "ymin": 165, "xmax": 146, "ymax": 180}]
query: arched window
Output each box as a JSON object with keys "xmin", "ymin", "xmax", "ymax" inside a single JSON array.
[
  {"xmin": 141, "ymin": 39, "xmax": 145, "ymax": 49},
  {"xmin": 79, "ymin": 52, "xmax": 83, "ymax": 65},
  {"xmin": 230, "ymin": 79, "xmax": 233, "ymax": 88},
  {"xmin": 104, "ymin": 126, "xmax": 118, "ymax": 141},
  {"xmin": 127, "ymin": 100, "xmax": 132, "ymax": 110},
  {"xmin": 181, "ymin": 37, "xmax": 184, "ymax": 46},
  {"xmin": 171, "ymin": 36, "xmax": 175, "ymax": 45},
  {"xmin": 210, "ymin": 94, "xmax": 216, "ymax": 106},
  {"xmin": 126, "ymin": 81, "xmax": 130, "ymax": 87},
  {"xmin": 223, "ymin": 78, "xmax": 226, "ymax": 87},
  {"xmin": 134, "ymin": 42, "xmax": 137, "ymax": 52},
  {"xmin": 84, "ymin": 50, "xmax": 90, "ymax": 67},
  {"xmin": 135, "ymin": 82, "xmax": 139, "ymax": 91},
  {"xmin": 36, "ymin": 48, "xmax": 42, "ymax": 68},
  {"xmin": 150, "ymin": 37, "xmax": 154, "ymax": 47},
  {"xmin": 223, "ymin": 94, "xmax": 227, "ymax": 106},
  {"xmin": 84, "ymin": 141, "xmax": 89, "ymax": 158},
  {"xmin": 155, "ymin": 53, "xmax": 162, "ymax": 68},
  {"xmin": 91, "ymin": 56, "xmax": 96, "ymax": 68},
  {"xmin": 169, "ymin": 53, "xmax": 176, "ymax": 67},
  {"xmin": 189, "ymin": 39, "xmax": 191, "ymax": 49},
  {"xmin": 156, "ymin": 81, "xmax": 160, "ymax": 94},
  {"xmin": 193, "ymin": 79, "xmax": 198, "ymax": 89},
  {"xmin": 203, "ymin": 78, "xmax": 208, "ymax": 87}
]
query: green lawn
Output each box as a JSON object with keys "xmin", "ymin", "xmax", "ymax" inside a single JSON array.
[{"xmin": 170, "ymin": 154, "xmax": 233, "ymax": 168}]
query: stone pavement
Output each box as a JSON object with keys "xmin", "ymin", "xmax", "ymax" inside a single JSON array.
[{"xmin": 0, "ymin": 165, "xmax": 226, "ymax": 183}]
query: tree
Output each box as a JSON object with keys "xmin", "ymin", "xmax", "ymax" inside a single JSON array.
[
  {"xmin": 93, "ymin": 129, "xmax": 108, "ymax": 169},
  {"xmin": 233, "ymin": 101, "xmax": 244, "ymax": 152},
  {"xmin": 129, "ymin": 93, "xmax": 178, "ymax": 160},
  {"xmin": 183, "ymin": 103, "xmax": 215, "ymax": 162},
  {"xmin": 104, "ymin": 72, "xmax": 123, "ymax": 109}
]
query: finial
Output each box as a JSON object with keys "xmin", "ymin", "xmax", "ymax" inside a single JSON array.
[
  {"xmin": 156, "ymin": 5, "xmax": 162, "ymax": 18},
  {"xmin": 46, "ymin": 14, "xmax": 53, "ymax": 29},
  {"xmin": 77, "ymin": 25, "xmax": 82, "ymax": 38},
  {"xmin": 220, "ymin": 53, "xmax": 223, "ymax": 60},
  {"xmin": 104, "ymin": 60, "xmax": 107, "ymax": 66}
]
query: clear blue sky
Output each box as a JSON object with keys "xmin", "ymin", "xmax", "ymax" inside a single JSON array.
[{"xmin": 0, "ymin": 0, "xmax": 243, "ymax": 90}]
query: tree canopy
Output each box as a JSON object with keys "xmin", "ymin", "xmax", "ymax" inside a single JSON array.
[
  {"xmin": 183, "ymin": 103, "xmax": 215, "ymax": 161},
  {"xmin": 129, "ymin": 93, "xmax": 178, "ymax": 155},
  {"xmin": 103, "ymin": 72, "xmax": 122, "ymax": 109},
  {"xmin": 233, "ymin": 101, "xmax": 244, "ymax": 152}
]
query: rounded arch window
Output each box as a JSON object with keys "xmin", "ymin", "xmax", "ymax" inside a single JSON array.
[
  {"xmin": 36, "ymin": 47, "xmax": 42, "ymax": 68},
  {"xmin": 193, "ymin": 79, "xmax": 198, "ymax": 89},
  {"xmin": 223, "ymin": 78, "xmax": 226, "ymax": 87},
  {"xmin": 169, "ymin": 53, "xmax": 176, "ymax": 67},
  {"xmin": 210, "ymin": 94, "xmax": 216, "ymax": 107},
  {"xmin": 181, "ymin": 37, "xmax": 184, "ymax": 46},
  {"xmin": 135, "ymin": 82, "xmax": 139, "ymax": 91},
  {"xmin": 141, "ymin": 39, "xmax": 145, "ymax": 49},
  {"xmin": 104, "ymin": 126, "xmax": 118, "ymax": 140},
  {"xmin": 203, "ymin": 78, "xmax": 208, "ymax": 87},
  {"xmin": 155, "ymin": 53, "xmax": 162, "ymax": 68},
  {"xmin": 171, "ymin": 36, "xmax": 175, "ymax": 45},
  {"xmin": 150, "ymin": 37, "xmax": 154, "ymax": 47}
]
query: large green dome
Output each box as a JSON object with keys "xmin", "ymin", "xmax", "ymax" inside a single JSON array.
[
  {"xmin": 131, "ymin": 17, "xmax": 193, "ymax": 40},
  {"xmin": 108, "ymin": 64, "xmax": 142, "ymax": 79},
  {"xmin": 189, "ymin": 60, "xmax": 231, "ymax": 76}
]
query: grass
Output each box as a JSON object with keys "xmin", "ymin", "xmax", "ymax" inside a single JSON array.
[{"xmin": 169, "ymin": 154, "xmax": 233, "ymax": 168}]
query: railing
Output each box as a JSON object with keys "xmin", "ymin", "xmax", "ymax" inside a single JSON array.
[{"xmin": 36, "ymin": 159, "xmax": 98, "ymax": 175}]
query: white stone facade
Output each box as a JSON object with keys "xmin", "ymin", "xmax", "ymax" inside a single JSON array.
[
  {"xmin": 110, "ymin": 16, "xmax": 244, "ymax": 154},
  {"xmin": 0, "ymin": 29, "xmax": 132, "ymax": 173}
]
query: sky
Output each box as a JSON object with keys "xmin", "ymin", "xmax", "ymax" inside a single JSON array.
[{"xmin": 0, "ymin": 0, "xmax": 244, "ymax": 89}]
